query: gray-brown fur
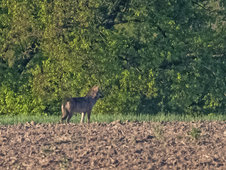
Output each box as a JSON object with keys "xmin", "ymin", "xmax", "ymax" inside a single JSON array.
[{"xmin": 61, "ymin": 86, "xmax": 102, "ymax": 123}]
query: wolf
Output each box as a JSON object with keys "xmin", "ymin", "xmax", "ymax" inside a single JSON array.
[{"xmin": 61, "ymin": 86, "xmax": 102, "ymax": 123}]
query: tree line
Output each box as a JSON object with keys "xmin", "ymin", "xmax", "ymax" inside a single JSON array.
[{"xmin": 0, "ymin": 0, "xmax": 225, "ymax": 116}]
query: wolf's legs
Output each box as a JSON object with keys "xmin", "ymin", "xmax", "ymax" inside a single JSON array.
[
  {"xmin": 61, "ymin": 114, "xmax": 68, "ymax": 123},
  {"xmin": 67, "ymin": 113, "xmax": 73, "ymax": 123},
  {"xmin": 87, "ymin": 111, "xmax": 91, "ymax": 123},
  {"xmin": 80, "ymin": 112, "xmax": 86, "ymax": 123},
  {"xmin": 61, "ymin": 115, "xmax": 67, "ymax": 123}
]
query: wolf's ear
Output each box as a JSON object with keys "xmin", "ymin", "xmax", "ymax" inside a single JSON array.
[{"xmin": 92, "ymin": 86, "xmax": 99, "ymax": 91}]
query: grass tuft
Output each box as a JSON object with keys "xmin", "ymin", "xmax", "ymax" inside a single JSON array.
[{"xmin": 188, "ymin": 127, "xmax": 202, "ymax": 140}]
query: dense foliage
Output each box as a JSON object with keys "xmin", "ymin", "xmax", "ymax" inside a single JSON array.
[{"xmin": 0, "ymin": 0, "xmax": 225, "ymax": 116}]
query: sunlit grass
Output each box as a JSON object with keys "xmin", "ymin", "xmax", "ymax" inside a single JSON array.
[
  {"xmin": 0, "ymin": 113, "xmax": 225, "ymax": 125},
  {"xmin": 0, "ymin": 115, "xmax": 60, "ymax": 125}
]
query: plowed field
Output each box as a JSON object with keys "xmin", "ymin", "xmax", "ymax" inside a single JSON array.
[{"xmin": 0, "ymin": 121, "xmax": 225, "ymax": 169}]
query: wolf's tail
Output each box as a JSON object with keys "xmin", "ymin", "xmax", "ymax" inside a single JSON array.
[{"xmin": 61, "ymin": 103, "xmax": 68, "ymax": 122}]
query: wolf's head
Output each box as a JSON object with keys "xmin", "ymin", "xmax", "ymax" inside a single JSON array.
[{"xmin": 86, "ymin": 86, "xmax": 104, "ymax": 99}]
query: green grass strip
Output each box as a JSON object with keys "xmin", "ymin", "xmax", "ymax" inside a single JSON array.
[{"xmin": 0, "ymin": 113, "xmax": 225, "ymax": 125}]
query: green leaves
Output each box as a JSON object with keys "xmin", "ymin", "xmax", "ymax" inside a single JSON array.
[{"xmin": 0, "ymin": 0, "xmax": 225, "ymax": 116}]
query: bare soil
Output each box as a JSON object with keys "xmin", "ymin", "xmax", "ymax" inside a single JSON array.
[{"xmin": 0, "ymin": 121, "xmax": 225, "ymax": 170}]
